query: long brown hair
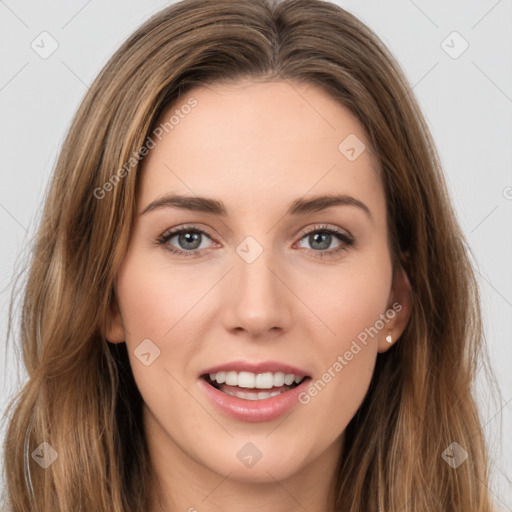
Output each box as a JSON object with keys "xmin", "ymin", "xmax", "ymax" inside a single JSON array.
[{"xmin": 2, "ymin": 0, "xmax": 498, "ymax": 510}]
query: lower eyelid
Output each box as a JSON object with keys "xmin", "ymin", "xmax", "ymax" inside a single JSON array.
[{"xmin": 159, "ymin": 226, "xmax": 353, "ymax": 255}]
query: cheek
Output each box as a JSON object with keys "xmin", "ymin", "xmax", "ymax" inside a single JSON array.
[
  {"xmin": 293, "ymin": 243, "xmax": 392, "ymax": 350},
  {"xmin": 114, "ymin": 251, "xmax": 196, "ymax": 398},
  {"xmin": 294, "ymin": 295, "xmax": 383, "ymax": 447},
  {"xmin": 296, "ymin": 342, "xmax": 376, "ymax": 455},
  {"xmin": 115, "ymin": 247, "xmax": 197, "ymax": 341},
  {"xmin": 291, "ymin": 249, "xmax": 391, "ymax": 435}
]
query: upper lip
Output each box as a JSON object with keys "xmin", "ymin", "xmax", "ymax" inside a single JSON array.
[{"xmin": 200, "ymin": 360, "xmax": 310, "ymax": 378}]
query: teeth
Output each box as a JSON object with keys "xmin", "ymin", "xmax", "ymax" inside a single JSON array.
[
  {"xmin": 224, "ymin": 389, "xmax": 284, "ymax": 400},
  {"xmin": 238, "ymin": 371, "xmax": 255, "ymax": 388},
  {"xmin": 208, "ymin": 371, "xmax": 305, "ymax": 389},
  {"xmin": 273, "ymin": 372, "xmax": 285, "ymax": 387},
  {"xmin": 212, "ymin": 371, "xmax": 226, "ymax": 384},
  {"xmin": 225, "ymin": 371, "xmax": 238, "ymax": 386},
  {"xmin": 255, "ymin": 372, "xmax": 273, "ymax": 389}
]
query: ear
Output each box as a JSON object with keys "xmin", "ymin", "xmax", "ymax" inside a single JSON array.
[
  {"xmin": 377, "ymin": 254, "xmax": 412, "ymax": 353},
  {"xmin": 105, "ymin": 291, "xmax": 126, "ymax": 344}
]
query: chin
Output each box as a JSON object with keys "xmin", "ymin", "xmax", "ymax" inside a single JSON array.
[{"xmin": 196, "ymin": 435, "xmax": 312, "ymax": 483}]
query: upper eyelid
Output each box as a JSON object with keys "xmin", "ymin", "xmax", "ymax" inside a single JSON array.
[
  {"xmin": 162, "ymin": 224, "xmax": 216, "ymax": 241},
  {"xmin": 161, "ymin": 223, "xmax": 352, "ymax": 245}
]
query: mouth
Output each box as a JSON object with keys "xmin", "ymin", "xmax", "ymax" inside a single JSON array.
[{"xmin": 201, "ymin": 371, "xmax": 310, "ymax": 401}]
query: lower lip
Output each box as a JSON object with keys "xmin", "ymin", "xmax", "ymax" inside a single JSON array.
[{"xmin": 198, "ymin": 377, "xmax": 311, "ymax": 423}]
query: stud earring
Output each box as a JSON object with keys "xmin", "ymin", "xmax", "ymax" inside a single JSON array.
[{"xmin": 385, "ymin": 332, "xmax": 393, "ymax": 343}]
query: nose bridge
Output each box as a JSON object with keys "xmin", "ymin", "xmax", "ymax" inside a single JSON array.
[{"xmin": 222, "ymin": 235, "xmax": 291, "ymax": 335}]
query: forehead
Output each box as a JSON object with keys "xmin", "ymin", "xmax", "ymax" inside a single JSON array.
[{"xmin": 138, "ymin": 79, "xmax": 384, "ymax": 221}]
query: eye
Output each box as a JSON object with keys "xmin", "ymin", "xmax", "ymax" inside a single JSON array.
[
  {"xmin": 157, "ymin": 225, "xmax": 216, "ymax": 257},
  {"xmin": 295, "ymin": 224, "xmax": 354, "ymax": 258},
  {"xmin": 157, "ymin": 224, "xmax": 354, "ymax": 259}
]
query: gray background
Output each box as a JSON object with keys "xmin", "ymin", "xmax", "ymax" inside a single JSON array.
[{"xmin": 1, "ymin": 0, "xmax": 511, "ymax": 509}]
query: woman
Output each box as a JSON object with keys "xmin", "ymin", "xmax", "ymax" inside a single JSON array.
[{"xmin": 2, "ymin": 0, "xmax": 497, "ymax": 510}]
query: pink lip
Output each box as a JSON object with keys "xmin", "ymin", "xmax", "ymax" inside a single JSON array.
[
  {"xmin": 200, "ymin": 360, "xmax": 310, "ymax": 378},
  {"xmin": 198, "ymin": 376, "xmax": 311, "ymax": 423}
]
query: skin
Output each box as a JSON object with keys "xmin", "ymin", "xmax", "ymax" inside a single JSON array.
[{"xmin": 106, "ymin": 79, "xmax": 411, "ymax": 512}]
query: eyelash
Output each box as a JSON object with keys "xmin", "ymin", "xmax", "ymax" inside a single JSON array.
[{"xmin": 156, "ymin": 224, "xmax": 354, "ymax": 259}]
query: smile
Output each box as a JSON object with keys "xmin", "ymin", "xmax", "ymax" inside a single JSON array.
[
  {"xmin": 204, "ymin": 371, "xmax": 306, "ymax": 400},
  {"xmin": 198, "ymin": 364, "xmax": 312, "ymax": 422}
]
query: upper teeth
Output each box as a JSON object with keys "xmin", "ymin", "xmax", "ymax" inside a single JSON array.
[{"xmin": 209, "ymin": 371, "xmax": 304, "ymax": 389}]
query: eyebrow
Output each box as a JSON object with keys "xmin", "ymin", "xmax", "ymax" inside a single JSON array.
[{"xmin": 140, "ymin": 193, "xmax": 372, "ymax": 219}]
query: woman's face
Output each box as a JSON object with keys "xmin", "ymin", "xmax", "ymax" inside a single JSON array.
[{"xmin": 107, "ymin": 79, "xmax": 410, "ymax": 485}]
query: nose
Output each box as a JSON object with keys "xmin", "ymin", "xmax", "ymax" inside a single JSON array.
[{"xmin": 221, "ymin": 245, "xmax": 293, "ymax": 338}]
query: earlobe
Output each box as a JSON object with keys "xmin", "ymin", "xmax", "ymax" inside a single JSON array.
[{"xmin": 377, "ymin": 259, "xmax": 412, "ymax": 353}]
